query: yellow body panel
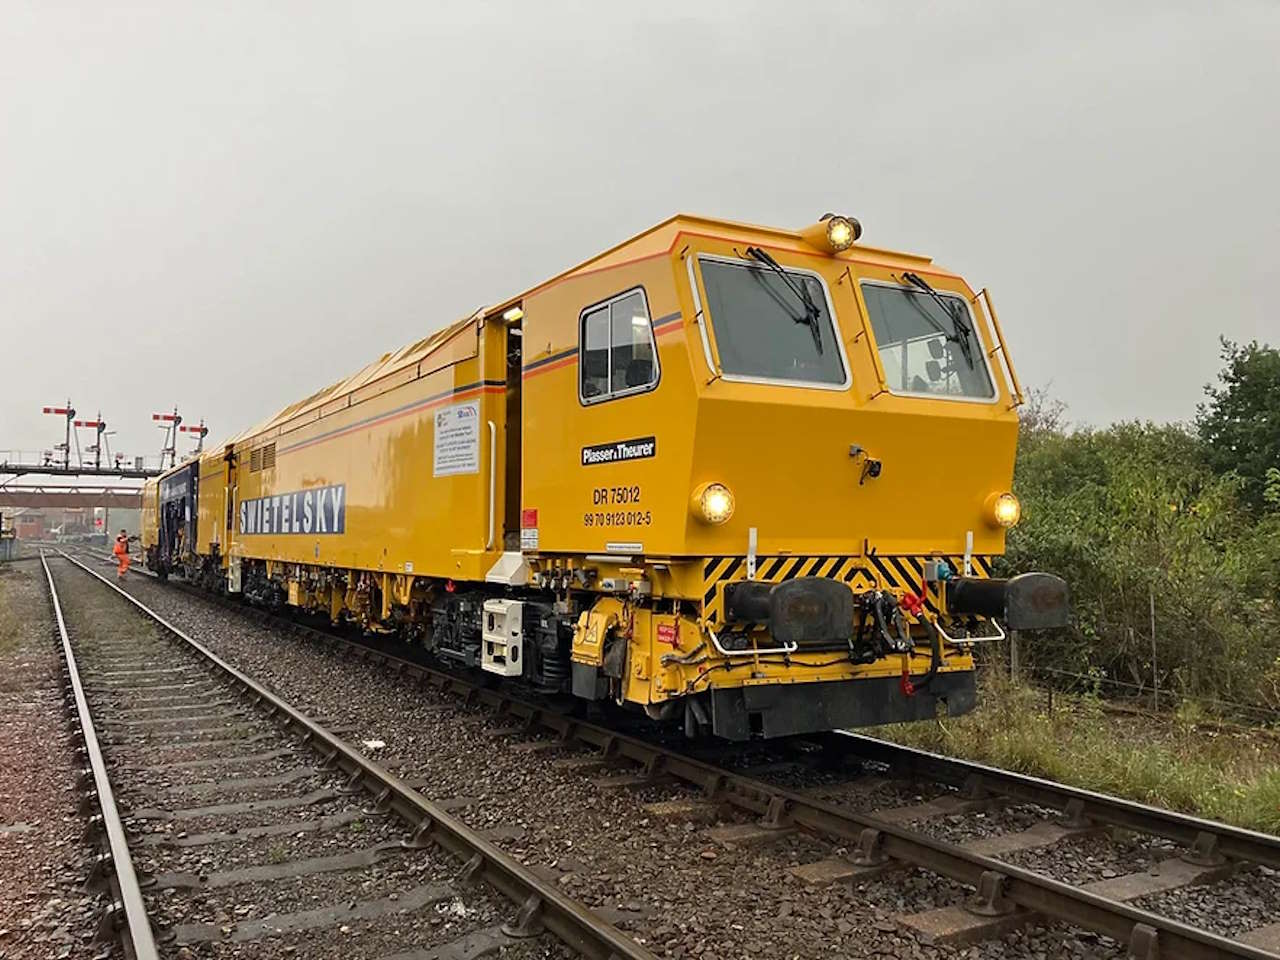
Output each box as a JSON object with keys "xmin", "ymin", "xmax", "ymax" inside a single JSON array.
[
  {"xmin": 227, "ymin": 317, "xmax": 509, "ymax": 583},
  {"xmin": 140, "ymin": 478, "xmax": 158, "ymax": 553},
  {"xmin": 197, "ymin": 449, "xmax": 227, "ymax": 558}
]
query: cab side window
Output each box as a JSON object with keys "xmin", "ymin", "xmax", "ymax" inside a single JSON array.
[{"xmin": 579, "ymin": 289, "xmax": 659, "ymax": 403}]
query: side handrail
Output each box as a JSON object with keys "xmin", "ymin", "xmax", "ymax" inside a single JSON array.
[
  {"xmin": 978, "ymin": 288, "xmax": 1025, "ymax": 408},
  {"xmin": 707, "ymin": 625, "xmax": 798, "ymax": 658},
  {"xmin": 486, "ymin": 420, "xmax": 497, "ymax": 551}
]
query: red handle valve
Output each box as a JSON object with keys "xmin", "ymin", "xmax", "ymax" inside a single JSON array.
[{"xmin": 899, "ymin": 665, "xmax": 916, "ymax": 698}]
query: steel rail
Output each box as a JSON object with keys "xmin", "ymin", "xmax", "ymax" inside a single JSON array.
[
  {"xmin": 79, "ymin": 549, "xmax": 1279, "ymax": 960},
  {"xmin": 55, "ymin": 551, "xmax": 655, "ymax": 960},
  {"xmin": 40, "ymin": 552, "xmax": 161, "ymax": 960},
  {"xmin": 176, "ymin": 585, "xmax": 1280, "ymax": 960},
  {"xmin": 829, "ymin": 732, "xmax": 1280, "ymax": 870}
]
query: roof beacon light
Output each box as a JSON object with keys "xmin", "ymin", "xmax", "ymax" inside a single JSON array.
[
  {"xmin": 800, "ymin": 213, "xmax": 862, "ymax": 254},
  {"xmin": 798, "ymin": 213, "xmax": 860, "ymax": 253}
]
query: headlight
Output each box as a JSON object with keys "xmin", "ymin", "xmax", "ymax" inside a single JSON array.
[
  {"xmin": 691, "ymin": 482, "xmax": 735, "ymax": 525},
  {"xmin": 987, "ymin": 491, "xmax": 1022, "ymax": 528}
]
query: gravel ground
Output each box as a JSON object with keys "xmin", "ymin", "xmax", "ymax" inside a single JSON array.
[
  {"xmin": 915, "ymin": 804, "xmax": 1059, "ymax": 846},
  {"xmin": 0, "ymin": 560, "xmax": 107, "ymax": 959},
  {"xmin": 681, "ymin": 740, "xmax": 931, "ymax": 804},
  {"xmin": 1134, "ymin": 865, "xmax": 1280, "ymax": 939},
  {"xmin": 999, "ymin": 831, "xmax": 1178, "ymax": 885},
  {"xmin": 798, "ymin": 777, "xmax": 955, "ymax": 810},
  {"xmin": 100, "ymin": 574, "xmax": 1195, "ymax": 958},
  {"xmin": 45, "ymin": 558, "xmax": 567, "ymax": 960}
]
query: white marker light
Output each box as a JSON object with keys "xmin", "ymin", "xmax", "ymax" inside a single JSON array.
[
  {"xmin": 691, "ymin": 482, "xmax": 735, "ymax": 525},
  {"xmin": 987, "ymin": 491, "xmax": 1022, "ymax": 528}
]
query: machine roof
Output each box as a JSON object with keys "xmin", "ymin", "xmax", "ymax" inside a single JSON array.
[{"xmin": 215, "ymin": 214, "xmax": 938, "ymax": 450}]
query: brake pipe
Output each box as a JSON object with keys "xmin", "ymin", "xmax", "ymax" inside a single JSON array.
[
  {"xmin": 896, "ymin": 585, "xmax": 943, "ymax": 697},
  {"xmin": 907, "ymin": 616, "xmax": 943, "ymax": 694}
]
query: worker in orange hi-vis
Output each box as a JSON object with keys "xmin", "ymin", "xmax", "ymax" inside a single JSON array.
[{"xmin": 112, "ymin": 529, "xmax": 131, "ymax": 580}]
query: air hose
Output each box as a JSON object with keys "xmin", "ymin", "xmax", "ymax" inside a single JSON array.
[
  {"xmin": 903, "ymin": 615, "xmax": 942, "ymax": 695},
  {"xmin": 852, "ymin": 590, "xmax": 943, "ymax": 695},
  {"xmin": 896, "ymin": 591, "xmax": 942, "ymax": 697}
]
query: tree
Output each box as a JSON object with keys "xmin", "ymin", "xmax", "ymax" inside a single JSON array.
[
  {"xmin": 1017, "ymin": 386, "xmax": 1069, "ymax": 438},
  {"xmin": 1196, "ymin": 339, "xmax": 1280, "ymax": 511}
]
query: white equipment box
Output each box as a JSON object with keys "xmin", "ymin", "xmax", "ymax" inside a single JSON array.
[{"xmin": 481, "ymin": 598, "xmax": 524, "ymax": 677}]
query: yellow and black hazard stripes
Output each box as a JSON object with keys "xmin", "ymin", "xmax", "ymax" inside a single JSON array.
[
  {"xmin": 752, "ymin": 555, "xmax": 870, "ymax": 584},
  {"xmin": 869, "ymin": 555, "xmax": 936, "ymax": 615},
  {"xmin": 701, "ymin": 554, "xmax": 993, "ymax": 625}
]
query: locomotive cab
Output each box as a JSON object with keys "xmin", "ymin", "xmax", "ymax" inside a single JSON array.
[
  {"xmin": 519, "ymin": 214, "xmax": 1067, "ymax": 738},
  {"xmin": 678, "ymin": 236, "xmax": 1019, "ymax": 564}
]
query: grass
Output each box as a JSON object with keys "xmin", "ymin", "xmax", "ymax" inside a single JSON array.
[
  {"xmin": 880, "ymin": 672, "xmax": 1280, "ymax": 834},
  {"xmin": 0, "ymin": 568, "xmax": 22, "ymax": 655}
]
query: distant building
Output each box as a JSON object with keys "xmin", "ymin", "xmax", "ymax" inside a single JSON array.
[{"xmin": 2, "ymin": 508, "xmax": 45, "ymax": 541}]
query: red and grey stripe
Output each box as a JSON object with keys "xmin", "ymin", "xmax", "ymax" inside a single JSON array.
[{"xmin": 522, "ymin": 311, "xmax": 683, "ymax": 381}]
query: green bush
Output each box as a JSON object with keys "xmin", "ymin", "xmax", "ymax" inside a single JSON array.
[{"xmin": 1004, "ymin": 391, "xmax": 1280, "ymax": 715}]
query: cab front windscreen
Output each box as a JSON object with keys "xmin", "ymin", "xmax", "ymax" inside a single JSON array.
[
  {"xmin": 861, "ymin": 283, "xmax": 995, "ymax": 400},
  {"xmin": 698, "ymin": 256, "xmax": 847, "ymax": 386}
]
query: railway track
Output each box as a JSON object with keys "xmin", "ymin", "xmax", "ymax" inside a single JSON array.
[
  {"xmin": 41, "ymin": 550, "xmax": 654, "ymax": 959},
  {"xmin": 74, "ymin": 548, "xmax": 1280, "ymax": 958}
]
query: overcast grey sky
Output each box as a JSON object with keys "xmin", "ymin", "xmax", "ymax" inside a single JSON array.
[{"xmin": 2, "ymin": 1, "xmax": 1277, "ymax": 463}]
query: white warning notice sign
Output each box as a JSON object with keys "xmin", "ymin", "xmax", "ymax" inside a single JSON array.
[
  {"xmin": 432, "ymin": 401, "xmax": 480, "ymax": 477},
  {"xmin": 520, "ymin": 508, "xmax": 539, "ymax": 550}
]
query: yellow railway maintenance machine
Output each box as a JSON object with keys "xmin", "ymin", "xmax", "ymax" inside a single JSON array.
[{"xmin": 143, "ymin": 213, "xmax": 1068, "ymax": 739}]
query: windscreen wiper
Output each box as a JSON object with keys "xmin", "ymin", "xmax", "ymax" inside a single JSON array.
[
  {"xmin": 745, "ymin": 246, "xmax": 824, "ymax": 354},
  {"xmin": 901, "ymin": 271, "xmax": 974, "ymax": 369}
]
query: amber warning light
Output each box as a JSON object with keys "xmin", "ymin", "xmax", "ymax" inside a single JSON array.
[{"xmin": 799, "ymin": 214, "xmax": 862, "ymax": 253}]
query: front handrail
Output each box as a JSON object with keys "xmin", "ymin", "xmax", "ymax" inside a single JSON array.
[
  {"xmin": 841, "ymin": 268, "xmax": 890, "ymax": 399},
  {"xmin": 978, "ymin": 288, "xmax": 1025, "ymax": 408},
  {"xmin": 933, "ymin": 615, "xmax": 1007, "ymax": 647}
]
